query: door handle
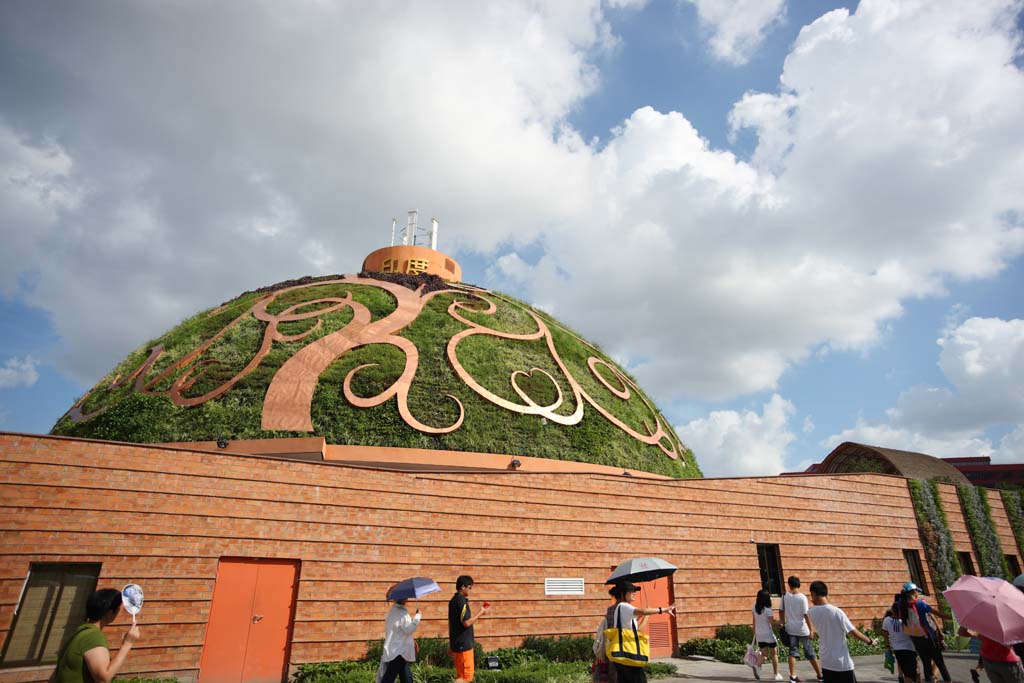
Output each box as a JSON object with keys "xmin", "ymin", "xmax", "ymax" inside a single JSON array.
[{"xmin": 252, "ymin": 614, "xmax": 264, "ymax": 624}]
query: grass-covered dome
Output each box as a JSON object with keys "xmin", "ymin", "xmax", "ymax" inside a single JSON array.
[{"xmin": 52, "ymin": 271, "xmax": 701, "ymax": 479}]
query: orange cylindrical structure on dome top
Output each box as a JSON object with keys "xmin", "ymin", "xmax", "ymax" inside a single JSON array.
[{"xmin": 362, "ymin": 245, "xmax": 462, "ymax": 282}]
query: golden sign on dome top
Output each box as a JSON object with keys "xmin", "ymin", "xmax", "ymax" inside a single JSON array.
[{"xmin": 362, "ymin": 210, "xmax": 462, "ymax": 281}]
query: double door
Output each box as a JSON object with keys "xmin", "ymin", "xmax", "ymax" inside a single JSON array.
[{"xmin": 199, "ymin": 558, "xmax": 300, "ymax": 683}]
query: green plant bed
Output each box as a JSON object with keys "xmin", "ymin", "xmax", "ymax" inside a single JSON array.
[
  {"xmin": 680, "ymin": 627, "xmax": 886, "ymax": 664},
  {"xmin": 53, "ymin": 274, "xmax": 701, "ymax": 479},
  {"xmin": 959, "ymin": 485, "xmax": 1010, "ymax": 578},
  {"xmin": 714, "ymin": 624, "xmax": 753, "ymax": 644},
  {"xmin": 678, "ymin": 637, "xmax": 747, "ymax": 664},
  {"xmin": 908, "ymin": 479, "xmax": 961, "ymax": 605},
  {"xmin": 522, "ymin": 635, "xmax": 596, "ymax": 663},
  {"xmin": 1002, "ymin": 490, "xmax": 1024, "ymax": 560}
]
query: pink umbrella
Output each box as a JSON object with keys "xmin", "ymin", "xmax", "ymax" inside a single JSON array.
[{"xmin": 943, "ymin": 575, "xmax": 1024, "ymax": 645}]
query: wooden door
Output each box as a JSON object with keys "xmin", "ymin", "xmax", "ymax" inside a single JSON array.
[
  {"xmin": 638, "ymin": 577, "xmax": 676, "ymax": 658},
  {"xmin": 199, "ymin": 558, "xmax": 300, "ymax": 683}
]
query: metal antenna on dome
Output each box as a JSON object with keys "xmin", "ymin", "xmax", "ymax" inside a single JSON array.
[
  {"xmin": 390, "ymin": 218, "xmax": 397, "ymax": 246},
  {"xmin": 403, "ymin": 210, "xmax": 416, "ymax": 245}
]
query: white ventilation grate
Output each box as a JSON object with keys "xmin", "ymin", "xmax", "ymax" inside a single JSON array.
[{"xmin": 545, "ymin": 578, "xmax": 585, "ymax": 595}]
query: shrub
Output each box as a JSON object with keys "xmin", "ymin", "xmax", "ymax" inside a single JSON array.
[
  {"xmin": 293, "ymin": 661, "xmax": 377, "ymax": 683},
  {"xmin": 847, "ymin": 629, "xmax": 885, "ymax": 656},
  {"xmin": 413, "ymin": 638, "xmax": 453, "ymax": 667},
  {"xmin": 476, "ymin": 662, "xmax": 589, "ymax": 683},
  {"xmin": 714, "ymin": 624, "xmax": 753, "ymax": 644},
  {"xmin": 484, "ymin": 647, "xmax": 546, "ymax": 669},
  {"xmin": 412, "ymin": 665, "xmax": 455, "ymax": 683},
  {"xmin": 678, "ymin": 637, "xmax": 746, "ymax": 664},
  {"xmin": 645, "ymin": 662, "xmax": 677, "ymax": 678},
  {"xmin": 364, "ymin": 638, "xmax": 384, "ymax": 663},
  {"xmin": 521, "ymin": 635, "xmax": 595, "ymax": 662}
]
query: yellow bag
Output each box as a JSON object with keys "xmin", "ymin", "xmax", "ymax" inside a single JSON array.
[{"xmin": 604, "ymin": 604, "xmax": 650, "ymax": 667}]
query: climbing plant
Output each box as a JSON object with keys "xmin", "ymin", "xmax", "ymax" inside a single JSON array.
[
  {"xmin": 958, "ymin": 485, "xmax": 1010, "ymax": 579},
  {"xmin": 908, "ymin": 479, "xmax": 962, "ymax": 595},
  {"xmin": 1002, "ymin": 489, "xmax": 1024, "ymax": 560}
]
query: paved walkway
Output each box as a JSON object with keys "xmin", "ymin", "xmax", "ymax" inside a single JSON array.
[{"xmin": 660, "ymin": 651, "xmax": 979, "ymax": 682}]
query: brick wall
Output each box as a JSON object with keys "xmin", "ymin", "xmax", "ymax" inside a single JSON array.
[{"xmin": 0, "ymin": 433, "xmax": 999, "ymax": 682}]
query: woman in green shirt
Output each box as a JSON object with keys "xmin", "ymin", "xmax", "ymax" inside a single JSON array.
[{"xmin": 53, "ymin": 588, "xmax": 141, "ymax": 683}]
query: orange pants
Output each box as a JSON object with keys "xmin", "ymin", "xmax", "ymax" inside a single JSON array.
[{"xmin": 453, "ymin": 649, "xmax": 475, "ymax": 682}]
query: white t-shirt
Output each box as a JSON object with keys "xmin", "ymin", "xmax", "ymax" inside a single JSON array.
[
  {"xmin": 611, "ymin": 602, "xmax": 638, "ymax": 628},
  {"xmin": 808, "ymin": 604, "xmax": 855, "ymax": 672},
  {"xmin": 882, "ymin": 615, "xmax": 914, "ymax": 652},
  {"xmin": 753, "ymin": 606, "xmax": 776, "ymax": 642},
  {"xmin": 782, "ymin": 592, "xmax": 810, "ymax": 637}
]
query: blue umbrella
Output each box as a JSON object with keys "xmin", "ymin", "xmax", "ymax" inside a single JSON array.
[{"xmin": 387, "ymin": 577, "xmax": 441, "ymax": 602}]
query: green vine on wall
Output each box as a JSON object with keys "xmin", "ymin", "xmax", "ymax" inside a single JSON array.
[
  {"xmin": 959, "ymin": 485, "xmax": 1011, "ymax": 579},
  {"xmin": 908, "ymin": 479, "xmax": 962, "ymax": 597},
  {"xmin": 1001, "ymin": 490, "xmax": 1024, "ymax": 561}
]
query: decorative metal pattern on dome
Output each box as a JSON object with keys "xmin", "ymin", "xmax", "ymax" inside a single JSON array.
[{"xmin": 64, "ymin": 274, "xmax": 683, "ymax": 461}]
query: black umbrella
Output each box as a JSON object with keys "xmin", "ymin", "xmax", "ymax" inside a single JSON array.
[{"xmin": 606, "ymin": 557, "xmax": 677, "ymax": 584}]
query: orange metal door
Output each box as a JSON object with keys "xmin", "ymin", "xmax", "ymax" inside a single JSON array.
[
  {"xmin": 242, "ymin": 560, "xmax": 300, "ymax": 683},
  {"xmin": 199, "ymin": 558, "xmax": 300, "ymax": 683},
  {"xmin": 638, "ymin": 577, "xmax": 676, "ymax": 658}
]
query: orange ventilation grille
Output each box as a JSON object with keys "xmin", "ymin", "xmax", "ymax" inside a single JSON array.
[{"xmin": 648, "ymin": 621, "xmax": 672, "ymax": 655}]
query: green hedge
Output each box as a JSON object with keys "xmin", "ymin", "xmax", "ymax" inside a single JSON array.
[
  {"xmin": 1001, "ymin": 490, "xmax": 1024, "ymax": 561},
  {"xmin": 958, "ymin": 485, "xmax": 1010, "ymax": 579},
  {"xmin": 293, "ymin": 634, "xmax": 676, "ymax": 683},
  {"xmin": 908, "ymin": 479, "xmax": 962, "ymax": 596},
  {"xmin": 522, "ymin": 635, "xmax": 595, "ymax": 663},
  {"xmin": 680, "ymin": 625, "xmax": 885, "ymax": 664},
  {"xmin": 678, "ymin": 637, "xmax": 747, "ymax": 664}
]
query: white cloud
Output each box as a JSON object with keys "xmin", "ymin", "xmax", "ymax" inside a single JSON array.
[
  {"xmin": 0, "ymin": 356, "xmax": 39, "ymax": 390},
  {"xmin": 0, "ymin": 1, "xmax": 608, "ymax": 383},
  {"xmin": 823, "ymin": 316, "xmax": 1024, "ymax": 464},
  {"xmin": 802, "ymin": 415, "xmax": 814, "ymax": 434},
  {"xmin": 893, "ymin": 317, "xmax": 1024, "ymax": 433},
  {"xmin": 507, "ymin": 1, "xmax": 1024, "ymax": 403},
  {"xmin": 685, "ymin": 0, "xmax": 787, "ymax": 65},
  {"xmin": 678, "ymin": 393, "xmax": 796, "ymax": 477},
  {"xmin": 0, "ymin": 0, "xmax": 1021, "ymax": 421}
]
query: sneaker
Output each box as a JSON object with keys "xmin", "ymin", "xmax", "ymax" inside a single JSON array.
[
  {"xmin": 774, "ymin": 675, "xmax": 784, "ymax": 681},
  {"xmin": 789, "ymin": 677, "xmax": 802, "ymax": 683},
  {"xmin": 971, "ymin": 672, "xmax": 981, "ymax": 683}
]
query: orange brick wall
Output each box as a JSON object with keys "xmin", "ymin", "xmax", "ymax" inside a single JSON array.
[{"xmin": 0, "ymin": 433, "xmax": 958, "ymax": 681}]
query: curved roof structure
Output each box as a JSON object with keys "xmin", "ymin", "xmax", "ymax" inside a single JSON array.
[
  {"xmin": 51, "ymin": 264, "xmax": 700, "ymax": 479},
  {"xmin": 818, "ymin": 441, "xmax": 971, "ymax": 484}
]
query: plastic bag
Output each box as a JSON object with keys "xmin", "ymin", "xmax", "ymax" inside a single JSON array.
[{"xmin": 883, "ymin": 649, "xmax": 895, "ymax": 674}]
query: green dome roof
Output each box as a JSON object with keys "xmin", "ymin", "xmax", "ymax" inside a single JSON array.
[{"xmin": 52, "ymin": 271, "xmax": 700, "ymax": 478}]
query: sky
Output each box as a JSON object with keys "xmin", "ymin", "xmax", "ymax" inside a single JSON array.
[{"xmin": 1, "ymin": 0, "xmax": 1023, "ymax": 478}]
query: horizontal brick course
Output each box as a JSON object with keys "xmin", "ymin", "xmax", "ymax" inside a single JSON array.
[{"xmin": 0, "ymin": 433, "xmax": 1017, "ymax": 682}]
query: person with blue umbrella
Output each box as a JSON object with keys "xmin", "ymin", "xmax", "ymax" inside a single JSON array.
[{"xmin": 378, "ymin": 578, "xmax": 439, "ymax": 683}]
